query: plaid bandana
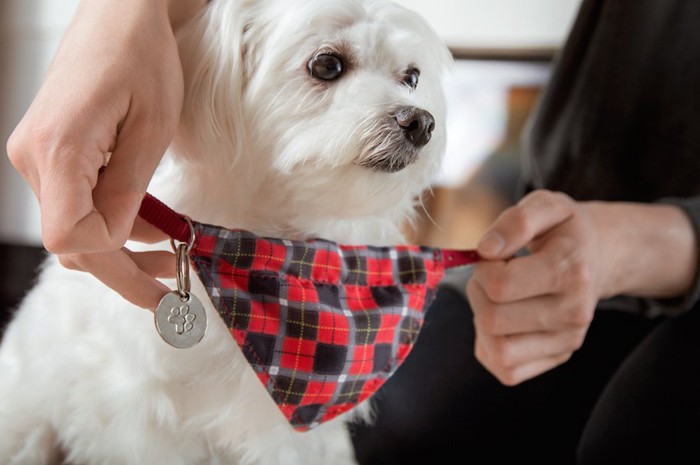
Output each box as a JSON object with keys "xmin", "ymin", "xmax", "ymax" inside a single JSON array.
[{"xmin": 139, "ymin": 194, "xmax": 479, "ymax": 430}]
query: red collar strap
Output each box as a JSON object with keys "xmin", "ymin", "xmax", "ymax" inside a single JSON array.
[{"xmin": 138, "ymin": 193, "xmax": 481, "ymax": 268}]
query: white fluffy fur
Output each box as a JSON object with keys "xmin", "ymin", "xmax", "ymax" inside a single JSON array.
[{"xmin": 0, "ymin": 0, "xmax": 452, "ymax": 463}]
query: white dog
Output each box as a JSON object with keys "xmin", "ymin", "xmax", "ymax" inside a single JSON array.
[{"xmin": 0, "ymin": 0, "xmax": 452, "ymax": 463}]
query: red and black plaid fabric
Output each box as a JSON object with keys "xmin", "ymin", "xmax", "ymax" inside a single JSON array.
[
  {"xmin": 191, "ymin": 223, "xmax": 447, "ymax": 430},
  {"xmin": 138, "ymin": 194, "xmax": 480, "ymax": 431}
]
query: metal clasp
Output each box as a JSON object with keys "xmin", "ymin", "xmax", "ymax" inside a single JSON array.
[{"xmin": 170, "ymin": 217, "xmax": 195, "ymax": 301}]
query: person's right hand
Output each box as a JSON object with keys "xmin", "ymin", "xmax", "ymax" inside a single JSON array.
[{"xmin": 6, "ymin": 0, "xmax": 206, "ymax": 310}]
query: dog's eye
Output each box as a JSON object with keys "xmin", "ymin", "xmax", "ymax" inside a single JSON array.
[
  {"xmin": 308, "ymin": 54, "xmax": 344, "ymax": 81},
  {"xmin": 402, "ymin": 68, "xmax": 420, "ymax": 90}
]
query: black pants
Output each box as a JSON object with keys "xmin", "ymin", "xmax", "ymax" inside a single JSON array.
[{"xmin": 351, "ymin": 287, "xmax": 700, "ymax": 465}]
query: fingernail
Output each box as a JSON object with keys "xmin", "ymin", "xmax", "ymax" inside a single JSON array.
[{"xmin": 478, "ymin": 231, "xmax": 504, "ymax": 255}]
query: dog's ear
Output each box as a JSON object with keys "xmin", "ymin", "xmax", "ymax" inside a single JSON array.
[{"xmin": 174, "ymin": 0, "xmax": 259, "ymax": 167}]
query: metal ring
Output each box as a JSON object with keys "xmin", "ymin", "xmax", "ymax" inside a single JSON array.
[
  {"xmin": 169, "ymin": 216, "xmax": 196, "ymax": 254},
  {"xmin": 175, "ymin": 242, "xmax": 191, "ymax": 299}
]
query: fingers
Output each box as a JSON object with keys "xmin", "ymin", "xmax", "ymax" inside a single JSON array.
[
  {"xmin": 85, "ymin": 113, "xmax": 177, "ymax": 253},
  {"xmin": 130, "ymin": 216, "xmax": 171, "ymax": 244},
  {"xmin": 477, "ymin": 190, "xmax": 576, "ymax": 260},
  {"xmin": 60, "ymin": 249, "xmax": 175, "ymax": 310},
  {"xmin": 470, "ymin": 270, "xmax": 589, "ymax": 386},
  {"xmin": 8, "ymin": 94, "xmax": 151, "ymax": 255},
  {"xmin": 43, "ymin": 189, "xmax": 143, "ymax": 254},
  {"xmin": 470, "ymin": 247, "xmax": 595, "ymax": 304},
  {"xmin": 6, "ymin": 116, "xmax": 120, "ymax": 254},
  {"xmin": 475, "ymin": 336, "xmax": 575, "ymax": 386},
  {"xmin": 467, "ymin": 189, "xmax": 600, "ymax": 385},
  {"xmin": 467, "ymin": 278, "xmax": 594, "ymax": 336},
  {"xmin": 36, "ymin": 93, "xmax": 179, "ymax": 254},
  {"xmin": 124, "ymin": 250, "xmax": 177, "ymax": 280}
]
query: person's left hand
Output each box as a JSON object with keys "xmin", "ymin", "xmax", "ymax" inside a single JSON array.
[
  {"xmin": 466, "ymin": 190, "xmax": 611, "ymax": 385},
  {"xmin": 467, "ymin": 189, "xmax": 698, "ymax": 385}
]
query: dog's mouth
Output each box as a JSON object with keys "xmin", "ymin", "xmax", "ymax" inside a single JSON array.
[
  {"xmin": 357, "ymin": 144, "xmax": 420, "ymax": 173},
  {"xmin": 355, "ymin": 106, "xmax": 435, "ymax": 173}
]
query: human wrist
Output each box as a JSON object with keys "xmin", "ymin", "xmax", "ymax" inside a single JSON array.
[{"xmin": 585, "ymin": 201, "xmax": 698, "ymax": 300}]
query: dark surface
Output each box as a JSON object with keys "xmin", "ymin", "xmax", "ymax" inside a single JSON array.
[
  {"xmin": 578, "ymin": 304, "xmax": 700, "ymax": 465},
  {"xmin": 0, "ymin": 242, "xmax": 47, "ymax": 336}
]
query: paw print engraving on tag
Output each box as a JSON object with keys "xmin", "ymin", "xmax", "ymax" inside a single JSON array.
[
  {"xmin": 156, "ymin": 291, "xmax": 207, "ymax": 349},
  {"xmin": 167, "ymin": 305, "xmax": 197, "ymax": 334}
]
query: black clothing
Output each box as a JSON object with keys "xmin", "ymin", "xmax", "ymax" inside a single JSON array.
[
  {"xmin": 523, "ymin": 0, "xmax": 700, "ymax": 204},
  {"xmin": 351, "ymin": 287, "xmax": 667, "ymax": 465}
]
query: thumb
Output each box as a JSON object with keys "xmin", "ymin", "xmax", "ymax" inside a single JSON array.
[
  {"xmin": 477, "ymin": 190, "xmax": 576, "ymax": 260},
  {"xmin": 92, "ymin": 104, "xmax": 179, "ymax": 247}
]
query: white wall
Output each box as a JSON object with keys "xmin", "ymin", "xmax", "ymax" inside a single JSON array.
[
  {"xmin": 0, "ymin": 0, "xmax": 581, "ymax": 246},
  {"xmin": 393, "ymin": 0, "xmax": 582, "ymax": 50}
]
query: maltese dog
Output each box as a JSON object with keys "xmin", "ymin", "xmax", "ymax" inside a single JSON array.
[{"xmin": 0, "ymin": 0, "xmax": 452, "ymax": 463}]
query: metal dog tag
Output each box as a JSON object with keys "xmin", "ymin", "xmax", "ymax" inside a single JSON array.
[
  {"xmin": 154, "ymin": 217, "xmax": 207, "ymax": 348},
  {"xmin": 155, "ymin": 291, "xmax": 207, "ymax": 349}
]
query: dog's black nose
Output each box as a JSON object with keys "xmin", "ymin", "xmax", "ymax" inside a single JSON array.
[{"xmin": 395, "ymin": 106, "xmax": 435, "ymax": 147}]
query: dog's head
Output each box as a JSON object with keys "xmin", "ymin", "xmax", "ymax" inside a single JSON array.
[{"xmin": 174, "ymin": 0, "xmax": 452, "ymax": 232}]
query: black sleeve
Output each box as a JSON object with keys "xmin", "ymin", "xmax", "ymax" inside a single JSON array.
[{"xmin": 522, "ymin": 0, "xmax": 700, "ymax": 204}]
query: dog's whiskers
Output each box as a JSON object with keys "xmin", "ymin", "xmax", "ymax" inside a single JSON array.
[{"xmin": 356, "ymin": 114, "xmax": 417, "ymax": 172}]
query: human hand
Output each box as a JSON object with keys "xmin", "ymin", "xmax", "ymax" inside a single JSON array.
[
  {"xmin": 466, "ymin": 190, "xmax": 603, "ymax": 385},
  {"xmin": 466, "ymin": 189, "xmax": 697, "ymax": 385},
  {"xmin": 7, "ymin": 0, "xmax": 206, "ymax": 309}
]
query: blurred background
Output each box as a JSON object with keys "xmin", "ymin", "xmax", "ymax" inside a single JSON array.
[{"xmin": 0, "ymin": 0, "xmax": 582, "ymax": 323}]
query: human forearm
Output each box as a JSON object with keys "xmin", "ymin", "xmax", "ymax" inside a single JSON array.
[
  {"xmin": 586, "ymin": 201, "xmax": 698, "ymax": 300},
  {"xmin": 75, "ymin": 0, "xmax": 206, "ymax": 34}
]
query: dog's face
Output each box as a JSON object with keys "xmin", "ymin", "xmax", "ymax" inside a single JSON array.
[{"xmin": 176, "ymin": 0, "xmax": 452, "ymax": 221}]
